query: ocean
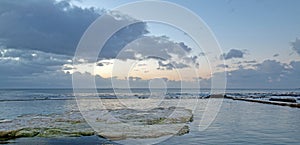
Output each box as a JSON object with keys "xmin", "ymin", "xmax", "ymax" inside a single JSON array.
[{"xmin": 0, "ymin": 88, "xmax": 300, "ymax": 144}]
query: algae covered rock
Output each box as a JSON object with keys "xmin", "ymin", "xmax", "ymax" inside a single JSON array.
[
  {"xmin": 1, "ymin": 105, "xmax": 194, "ymax": 141},
  {"xmin": 177, "ymin": 125, "xmax": 189, "ymax": 136},
  {"xmin": 0, "ymin": 130, "xmax": 18, "ymax": 141},
  {"xmin": 88, "ymin": 107, "xmax": 193, "ymax": 140},
  {"xmin": 15, "ymin": 128, "xmax": 40, "ymax": 138}
]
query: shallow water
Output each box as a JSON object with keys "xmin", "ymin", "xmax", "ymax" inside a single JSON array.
[
  {"xmin": 0, "ymin": 89, "xmax": 300, "ymax": 144},
  {"xmin": 161, "ymin": 99, "xmax": 300, "ymax": 144},
  {"xmin": 5, "ymin": 136, "xmax": 116, "ymax": 145}
]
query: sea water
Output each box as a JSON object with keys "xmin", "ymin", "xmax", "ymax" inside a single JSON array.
[{"xmin": 0, "ymin": 88, "xmax": 299, "ymax": 144}]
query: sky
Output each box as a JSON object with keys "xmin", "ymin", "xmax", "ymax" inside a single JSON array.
[{"xmin": 0, "ymin": 0, "xmax": 300, "ymax": 88}]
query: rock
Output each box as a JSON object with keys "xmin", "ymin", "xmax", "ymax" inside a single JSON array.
[
  {"xmin": 91, "ymin": 107, "xmax": 193, "ymax": 140},
  {"xmin": 55, "ymin": 118, "xmax": 84, "ymax": 124},
  {"xmin": 96, "ymin": 124, "xmax": 190, "ymax": 140},
  {"xmin": 145, "ymin": 117, "xmax": 166, "ymax": 125},
  {"xmin": 0, "ymin": 130, "xmax": 18, "ymax": 141},
  {"xmin": 37, "ymin": 128, "xmax": 94, "ymax": 137},
  {"xmin": 38, "ymin": 128, "xmax": 64, "ymax": 137},
  {"xmin": 207, "ymin": 94, "xmax": 225, "ymax": 98},
  {"xmin": 15, "ymin": 128, "xmax": 39, "ymax": 138},
  {"xmin": 177, "ymin": 125, "xmax": 189, "ymax": 136},
  {"xmin": 0, "ymin": 104, "xmax": 194, "ymax": 141}
]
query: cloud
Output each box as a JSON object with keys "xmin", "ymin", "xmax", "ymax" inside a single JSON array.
[
  {"xmin": 198, "ymin": 52, "xmax": 206, "ymax": 56},
  {"xmin": 115, "ymin": 36, "xmax": 198, "ymax": 70},
  {"xmin": 273, "ymin": 54, "xmax": 279, "ymax": 57},
  {"xmin": 1, "ymin": 53, "xmax": 300, "ymax": 88},
  {"xmin": 157, "ymin": 61, "xmax": 189, "ymax": 70},
  {"xmin": 235, "ymin": 60, "xmax": 257, "ymax": 64},
  {"xmin": 243, "ymin": 60, "xmax": 256, "ymax": 64},
  {"xmin": 0, "ymin": 70, "xmax": 114, "ymax": 88},
  {"xmin": 291, "ymin": 38, "xmax": 300, "ymax": 55},
  {"xmin": 0, "ymin": 0, "xmax": 202, "ymax": 71},
  {"xmin": 217, "ymin": 64, "xmax": 229, "ymax": 68},
  {"xmin": 221, "ymin": 49, "xmax": 245, "ymax": 60},
  {"xmin": 97, "ymin": 63, "xmax": 104, "ymax": 66},
  {"xmin": 0, "ymin": 0, "xmax": 100, "ymax": 55},
  {"xmin": 116, "ymin": 36, "xmax": 194, "ymax": 60},
  {"xmin": 0, "ymin": 0, "xmax": 149, "ymax": 58},
  {"xmin": 178, "ymin": 42, "xmax": 192, "ymax": 52},
  {"xmin": 255, "ymin": 60, "xmax": 287, "ymax": 74},
  {"xmin": 96, "ymin": 62, "xmax": 112, "ymax": 66},
  {"xmin": 206, "ymin": 59, "xmax": 300, "ymax": 88},
  {"xmin": 99, "ymin": 21, "xmax": 149, "ymax": 59},
  {"xmin": 1, "ymin": 0, "xmax": 200, "ymax": 63},
  {"xmin": 0, "ymin": 47, "xmax": 71, "ymax": 76}
]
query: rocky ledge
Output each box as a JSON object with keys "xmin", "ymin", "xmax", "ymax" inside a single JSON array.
[{"xmin": 0, "ymin": 107, "xmax": 193, "ymax": 141}]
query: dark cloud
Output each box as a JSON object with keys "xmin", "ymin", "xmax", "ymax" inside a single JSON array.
[
  {"xmin": 115, "ymin": 36, "xmax": 198, "ymax": 70},
  {"xmin": 0, "ymin": 0, "xmax": 149, "ymax": 58},
  {"xmin": 117, "ymin": 36, "xmax": 189, "ymax": 60},
  {"xmin": 217, "ymin": 64, "xmax": 229, "ymax": 68},
  {"xmin": 0, "ymin": 48, "xmax": 71, "ymax": 76},
  {"xmin": 221, "ymin": 49, "xmax": 245, "ymax": 60},
  {"xmin": 0, "ymin": 0, "xmax": 99, "ymax": 55},
  {"xmin": 178, "ymin": 42, "xmax": 192, "ymax": 52},
  {"xmin": 97, "ymin": 63, "xmax": 104, "ymax": 66},
  {"xmin": 206, "ymin": 59, "xmax": 300, "ymax": 88},
  {"xmin": 198, "ymin": 52, "xmax": 205, "ymax": 56},
  {"xmin": 291, "ymin": 38, "xmax": 300, "ymax": 55},
  {"xmin": 273, "ymin": 54, "xmax": 279, "ymax": 57},
  {"xmin": 96, "ymin": 61, "xmax": 112, "ymax": 66},
  {"xmin": 255, "ymin": 60, "xmax": 287, "ymax": 74},
  {"xmin": 235, "ymin": 60, "xmax": 257, "ymax": 68},
  {"xmin": 0, "ymin": 70, "xmax": 115, "ymax": 88},
  {"xmin": 158, "ymin": 61, "xmax": 189, "ymax": 70},
  {"xmin": 99, "ymin": 22, "xmax": 149, "ymax": 59},
  {"xmin": 243, "ymin": 60, "xmax": 256, "ymax": 63},
  {"xmin": 145, "ymin": 56, "xmax": 166, "ymax": 61}
]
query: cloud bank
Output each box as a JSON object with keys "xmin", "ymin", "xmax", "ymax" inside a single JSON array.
[
  {"xmin": 209, "ymin": 60, "xmax": 300, "ymax": 88},
  {"xmin": 0, "ymin": 0, "xmax": 299, "ymax": 89}
]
